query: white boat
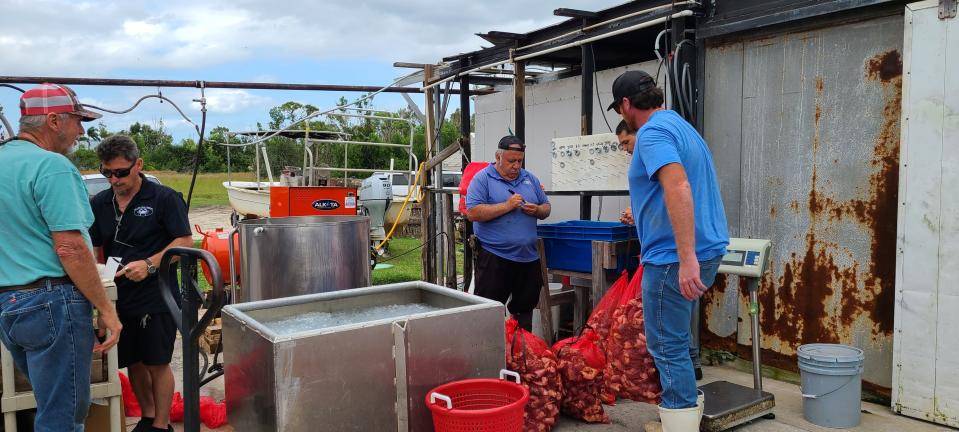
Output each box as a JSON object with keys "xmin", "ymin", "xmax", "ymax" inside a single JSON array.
[
  {"xmin": 223, "ymin": 181, "xmax": 278, "ymax": 218},
  {"xmin": 220, "ymin": 114, "xmax": 421, "ymax": 228}
]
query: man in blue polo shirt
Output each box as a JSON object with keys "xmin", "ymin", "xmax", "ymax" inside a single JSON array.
[
  {"xmin": 465, "ymin": 136, "xmax": 551, "ymax": 330},
  {"xmin": 609, "ymin": 70, "xmax": 729, "ymax": 431}
]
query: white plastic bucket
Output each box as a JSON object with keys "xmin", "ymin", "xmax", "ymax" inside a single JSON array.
[{"xmin": 797, "ymin": 344, "xmax": 865, "ymax": 428}]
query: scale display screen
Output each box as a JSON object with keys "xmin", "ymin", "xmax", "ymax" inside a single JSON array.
[
  {"xmin": 717, "ymin": 238, "xmax": 771, "ymax": 278},
  {"xmin": 722, "ymin": 251, "xmax": 745, "ymax": 266}
]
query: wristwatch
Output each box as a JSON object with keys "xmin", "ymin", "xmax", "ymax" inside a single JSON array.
[{"xmin": 145, "ymin": 258, "xmax": 157, "ymax": 275}]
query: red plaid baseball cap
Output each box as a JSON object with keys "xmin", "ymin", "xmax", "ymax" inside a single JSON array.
[{"xmin": 20, "ymin": 83, "xmax": 101, "ymax": 121}]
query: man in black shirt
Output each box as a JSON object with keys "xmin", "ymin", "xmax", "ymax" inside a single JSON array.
[{"xmin": 89, "ymin": 135, "xmax": 192, "ymax": 432}]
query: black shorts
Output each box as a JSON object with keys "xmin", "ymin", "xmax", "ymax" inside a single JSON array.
[
  {"xmin": 118, "ymin": 312, "xmax": 177, "ymax": 368},
  {"xmin": 474, "ymin": 246, "xmax": 543, "ymax": 315}
]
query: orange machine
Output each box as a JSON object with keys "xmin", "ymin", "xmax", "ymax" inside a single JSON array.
[{"xmin": 269, "ymin": 186, "xmax": 358, "ymax": 217}]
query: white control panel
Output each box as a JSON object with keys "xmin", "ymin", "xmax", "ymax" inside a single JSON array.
[
  {"xmin": 551, "ymin": 133, "xmax": 630, "ymax": 192},
  {"xmin": 718, "ymin": 238, "xmax": 772, "ymax": 278}
]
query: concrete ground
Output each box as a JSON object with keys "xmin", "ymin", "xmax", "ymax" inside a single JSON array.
[
  {"xmin": 134, "ymin": 336, "xmax": 954, "ymax": 432},
  {"xmin": 125, "ymin": 337, "xmax": 233, "ymax": 432},
  {"xmin": 554, "ymin": 365, "xmax": 956, "ymax": 432}
]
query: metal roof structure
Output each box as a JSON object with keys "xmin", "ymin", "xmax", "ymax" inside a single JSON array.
[
  {"xmin": 429, "ymin": 1, "xmax": 700, "ymax": 88},
  {"xmin": 228, "ymin": 130, "xmax": 349, "ymax": 140}
]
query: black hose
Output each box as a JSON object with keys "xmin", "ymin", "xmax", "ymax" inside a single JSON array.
[
  {"xmin": 594, "ymin": 51, "xmax": 613, "ymax": 133},
  {"xmin": 378, "ymin": 232, "xmax": 451, "ymax": 263},
  {"xmin": 0, "ymin": 84, "xmax": 25, "ymax": 93},
  {"xmin": 185, "ymin": 99, "xmax": 208, "ymax": 209}
]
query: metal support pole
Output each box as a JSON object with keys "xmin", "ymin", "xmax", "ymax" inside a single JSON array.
[
  {"xmin": 421, "ymin": 65, "xmax": 436, "ymax": 283},
  {"xmin": 181, "ymin": 255, "xmax": 201, "ymax": 432},
  {"xmin": 581, "ymin": 43, "xmax": 594, "ymax": 136},
  {"xmin": 444, "ymin": 193, "xmax": 456, "ymax": 288},
  {"xmin": 0, "ymin": 75, "xmax": 483, "ymax": 94},
  {"xmin": 513, "ymin": 60, "xmax": 526, "ymax": 142},
  {"xmin": 459, "ymin": 76, "xmax": 473, "ymax": 291},
  {"xmin": 0, "ymin": 106, "xmax": 13, "ymax": 138},
  {"xmin": 226, "ymin": 147, "xmax": 232, "ymax": 186},
  {"xmin": 433, "ymin": 89, "xmax": 444, "ymax": 285},
  {"xmin": 580, "ymin": 194, "xmax": 592, "ymax": 220},
  {"xmin": 748, "ymin": 278, "xmax": 763, "ymax": 391},
  {"xmin": 158, "ymin": 248, "xmax": 224, "ymax": 432}
]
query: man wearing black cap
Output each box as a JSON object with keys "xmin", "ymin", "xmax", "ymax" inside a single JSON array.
[
  {"xmin": 465, "ymin": 136, "xmax": 550, "ymax": 330},
  {"xmin": 617, "ymin": 118, "xmax": 705, "ymax": 382},
  {"xmin": 609, "ymin": 70, "xmax": 729, "ymax": 431}
]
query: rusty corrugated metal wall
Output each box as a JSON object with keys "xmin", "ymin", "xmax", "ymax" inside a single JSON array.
[{"xmin": 700, "ymin": 13, "xmax": 903, "ymax": 395}]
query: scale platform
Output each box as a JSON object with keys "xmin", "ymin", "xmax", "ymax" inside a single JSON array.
[{"xmin": 700, "ymin": 380, "xmax": 775, "ymax": 432}]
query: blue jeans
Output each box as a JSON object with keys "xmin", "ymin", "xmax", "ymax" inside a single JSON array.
[
  {"xmin": 0, "ymin": 282, "xmax": 94, "ymax": 432},
  {"xmin": 643, "ymin": 256, "xmax": 721, "ymax": 409},
  {"xmin": 690, "ymin": 299, "xmax": 701, "ymax": 368}
]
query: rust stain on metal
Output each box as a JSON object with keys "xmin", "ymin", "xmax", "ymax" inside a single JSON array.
[
  {"xmin": 759, "ymin": 51, "xmax": 902, "ymax": 348},
  {"xmin": 863, "ymin": 49, "xmax": 902, "ymax": 334},
  {"xmin": 701, "ymin": 274, "xmax": 740, "ymax": 353},
  {"xmin": 705, "ymin": 51, "xmax": 903, "ymax": 375},
  {"xmin": 866, "ymin": 50, "xmax": 903, "ymax": 83},
  {"xmin": 814, "ymin": 77, "xmax": 824, "ymax": 126}
]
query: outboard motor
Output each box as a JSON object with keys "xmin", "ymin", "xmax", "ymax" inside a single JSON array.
[{"xmin": 359, "ymin": 174, "xmax": 392, "ymax": 243}]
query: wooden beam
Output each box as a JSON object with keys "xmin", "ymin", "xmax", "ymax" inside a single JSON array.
[
  {"xmin": 421, "ymin": 65, "xmax": 436, "ymax": 283},
  {"xmin": 537, "ymin": 239, "xmax": 555, "ymax": 344},
  {"xmin": 393, "ymin": 62, "xmax": 426, "ymax": 69},
  {"xmin": 423, "ymin": 139, "xmax": 462, "ymax": 172}
]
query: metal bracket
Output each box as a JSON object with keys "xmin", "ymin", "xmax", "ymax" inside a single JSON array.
[{"xmin": 942, "ymin": 0, "xmax": 957, "ymax": 19}]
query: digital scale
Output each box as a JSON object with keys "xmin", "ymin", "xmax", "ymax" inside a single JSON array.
[{"xmin": 699, "ymin": 238, "xmax": 776, "ymax": 431}]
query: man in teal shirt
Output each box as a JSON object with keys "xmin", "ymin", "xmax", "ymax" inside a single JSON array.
[{"xmin": 0, "ymin": 83, "xmax": 121, "ymax": 432}]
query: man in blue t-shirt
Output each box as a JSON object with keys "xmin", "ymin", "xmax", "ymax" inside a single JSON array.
[
  {"xmin": 617, "ymin": 119, "xmax": 704, "ymax": 382},
  {"xmin": 0, "ymin": 83, "xmax": 122, "ymax": 431},
  {"xmin": 465, "ymin": 136, "xmax": 551, "ymax": 330},
  {"xmin": 609, "ymin": 70, "xmax": 729, "ymax": 430}
]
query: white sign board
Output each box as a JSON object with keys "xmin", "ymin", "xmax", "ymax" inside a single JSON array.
[{"xmin": 550, "ymin": 133, "xmax": 630, "ymax": 192}]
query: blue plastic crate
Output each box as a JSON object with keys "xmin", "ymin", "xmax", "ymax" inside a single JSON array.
[{"xmin": 537, "ymin": 220, "xmax": 638, "ymax": 273}]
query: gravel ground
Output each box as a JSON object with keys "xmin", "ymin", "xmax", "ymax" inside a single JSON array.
[{"xmin": 188, "ymin": 206, "xmax": 234, "ymax": 240}]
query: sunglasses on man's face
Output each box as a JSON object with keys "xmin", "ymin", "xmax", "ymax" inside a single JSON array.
[{"xmin": 100, "ymin": 162, "xmax": 136, "ymax": 179}]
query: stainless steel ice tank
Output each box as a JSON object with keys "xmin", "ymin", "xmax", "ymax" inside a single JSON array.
[
  {"xmin": 237, "ymin": 215, "xmax": 371, "ymax": 302},
  {"xmin": 221, "ymin": 281, "xmax": 506, "ymax": 431}
]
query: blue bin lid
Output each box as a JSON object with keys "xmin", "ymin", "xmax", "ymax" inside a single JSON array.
[{"xmin": 797, "ymin": 344, "xmax": 864, "ymax": 364}]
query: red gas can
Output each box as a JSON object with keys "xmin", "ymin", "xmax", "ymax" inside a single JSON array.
[{"xmin": 195, "ymin": 225, "xmax": 240, "ymax": 286}]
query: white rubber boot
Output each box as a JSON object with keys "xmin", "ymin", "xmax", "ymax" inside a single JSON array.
[
  {"xmin": 697, "ymin": 389, "xmax": 705, "ymax": 418},
  {"xmin": 644, "ymin": 392, "xmax": 705, "ymax": 432},
  {"xmin": 659, "ymin": 405, "xmax": 702, "ymax": 432}
]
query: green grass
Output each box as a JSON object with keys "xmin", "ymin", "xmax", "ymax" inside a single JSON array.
[
  {"xmin": 372, "ymin": 237, "xmax": 464, "ymax": 285},
  {"xmin": 153, "ymin": 171, "xmax": 256, "ymax": 207}
]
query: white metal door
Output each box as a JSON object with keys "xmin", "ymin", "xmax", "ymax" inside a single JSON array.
[{"xmin": 893, "ymin": 1, "xmax": 959, "ymax": 427}]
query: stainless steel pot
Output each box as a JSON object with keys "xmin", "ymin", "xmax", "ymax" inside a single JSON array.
[{"xmin": 238, "ymin": 215, "xmax": 371, "ymax": 302}]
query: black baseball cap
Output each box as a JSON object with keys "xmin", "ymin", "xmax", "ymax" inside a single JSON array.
[
  {"xmin": 607, "ymin": 70, "xmax": 656, "ymax": 111},
  {"xmin": 498, "ymin": 135, "xmax": 525, "ymax": 152}
]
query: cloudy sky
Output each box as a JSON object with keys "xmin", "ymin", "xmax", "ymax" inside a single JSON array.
[{"xmin": 1, "ymin": 0, "xmax": 624, "ymax": 141}]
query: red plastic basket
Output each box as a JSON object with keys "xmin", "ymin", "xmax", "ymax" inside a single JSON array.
[{"xmin": 427, "ymin": 370, "xmax": 529, "ymax": 432}]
